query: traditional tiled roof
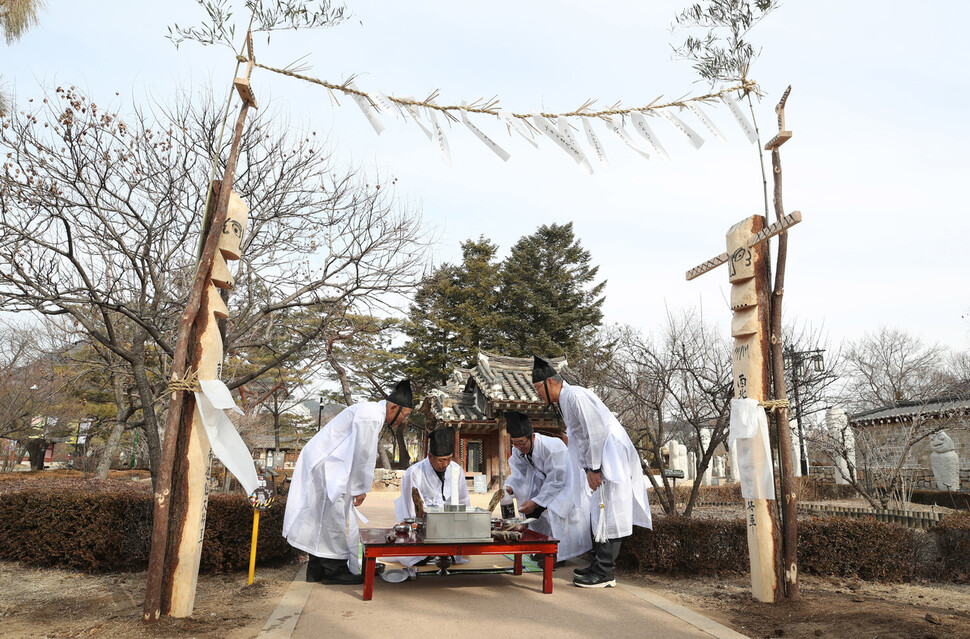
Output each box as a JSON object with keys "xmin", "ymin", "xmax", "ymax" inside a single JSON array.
[
  {"xmin": 422, "ymin": 351, "xmax": 569, "ymax": 429},
  {"xmin": 851, "ymin": 396, "xmax": 970, "ymax": 426}
]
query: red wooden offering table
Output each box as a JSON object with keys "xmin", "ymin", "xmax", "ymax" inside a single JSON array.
[{"xmin": 359, "ymin": 528, "xmax": 559, "ymax": 600}]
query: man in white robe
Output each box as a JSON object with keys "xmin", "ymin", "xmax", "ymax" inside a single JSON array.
[
  {"xmin": 391, "ymin": 427, "xmax": 470, "ymax": 574},
  {"xmin": 533, "ymin": 356, "xmax": 652, "ymax": 589},
  {"xmin": 503, "ymin": 411, "xmax": 591, "ymax": 562},
  {"xmin": 283, "ymin": 380, "xmax": 413, "ymax": 585}
]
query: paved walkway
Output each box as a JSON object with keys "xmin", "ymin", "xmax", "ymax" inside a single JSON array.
[{"xmin": 259, "ymin": 491, "xmax": 747, "ymax": 639}]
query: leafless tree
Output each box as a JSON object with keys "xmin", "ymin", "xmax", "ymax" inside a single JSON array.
[
  {"xmin": 842, "ymin": 326, "xmax": 949, "ymax": 412},
  {"xmin": 0, "ymin": 86, "xmax": 429, "ymax": 483},
  {"xmin": 598, "ymin": 309, "xmax": 733, "ymax": 516},
  {"xmin": 813, "ymin": 328, "xmax": 969, "ymax": 509}
]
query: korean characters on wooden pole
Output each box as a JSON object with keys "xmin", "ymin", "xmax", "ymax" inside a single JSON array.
[
  {"xmin": 726, "ymin": 215, "xmax": 781, "ymax": 603},
  {"xmin": 162, "ymin": 187, "xmax": 249, "ymax": 617},
  {"xmin": 686, "ymin": 211, "xmax": 802, "ymax": 603}
]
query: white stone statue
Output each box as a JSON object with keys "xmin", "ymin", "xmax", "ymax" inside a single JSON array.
[
  {"xmin": 699, "ymin": 428, "xmax": 713, "ymax": 486},
  {"xmin": 826, "ymin": 408, "xmax": 854, "ymax": 485},
  {"xmin": 929, "ymin": 430, "xmax": 960, "ymax": 491},
  {"xmin": 687, "ymin": 451, "xmax": 696, "ymax": 480},
  {"xmin": 675, "ymin": 442, "xmax": 688, "ymax": 478}
]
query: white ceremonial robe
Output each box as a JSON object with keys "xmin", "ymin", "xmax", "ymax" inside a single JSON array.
[
  {"xmin": 391, "ymin": 458, "xmax": 471, "ymax": 568},
  {"xmin": 559, "ymin": 381, "xmax": 652, "ymax": 538},
  {"xmin": 282, "ymin": 400, "xmax": 386, "ymax": 575},
  {"xmin": 506, "ymin": 433, "xmax": 592, "ymax": 561}
]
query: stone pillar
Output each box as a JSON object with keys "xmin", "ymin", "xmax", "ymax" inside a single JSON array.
[
  {"xmin": 699, "ymin": 428, "xmax": 713, "ymax": 486},
  {"xmin": 826, "ymin": 408, "xmax": 854, "ymax": 485},
  {"xmin": 789, "ymin": 420, "xmax": 802, "ymax": 478}
]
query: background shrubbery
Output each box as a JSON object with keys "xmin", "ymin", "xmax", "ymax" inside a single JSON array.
[
  {"xmin": 2, "ymin": 475, "xmax": 967, "ymax": 581},
  {"xmin": 648, "ymin": 477, "xmax": 858, "ymax": 507},
  {"xmin": 620, "ymin": 511, "xmax": 969, "ymax": 582},
  {"xmin": 0, "ymin": 479, "xmax": 294, "ymax": 573}
]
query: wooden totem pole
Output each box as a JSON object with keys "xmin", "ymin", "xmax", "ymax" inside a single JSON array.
[
  {"xmin": 144, "ymin": 34, "xmax": 258, "ymax": 622},
  {"xmin": 687, "ymin": 210, "xmax": 801, "ymax": 602}
]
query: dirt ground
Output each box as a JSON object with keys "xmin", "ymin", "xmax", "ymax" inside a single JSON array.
[
  {"xmin": 0, "ymin": 560, "xmax": 299, "ymax": 638},
  {"xmin": 630, "ymin": 572, "xmax": 970, "ymax": 639},
  {"xmin": 3, "ymin": 558, "xmax": 970, "ymax": 638}
]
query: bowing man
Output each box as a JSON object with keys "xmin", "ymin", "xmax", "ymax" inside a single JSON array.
[
  {"xmin": 504, "ymin": 411, "xmax": 592, "ymax": 562},
  {"xmin": 391, "ymin": 427, "xmax": 471, "ymax": 574},
  {"xmin": 283, "ymin": 379, "xmax": 414, "ymax": 585},
  {"xmin": 532, "ymin": 356, "xmax": 652, "ymax": 589}
]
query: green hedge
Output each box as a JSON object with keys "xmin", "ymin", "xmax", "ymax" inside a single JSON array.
[
  {"xmin": 0, "ymin": 487, "xmax": 294, "ymax": 573},
  {"xmin": 620, "ymin": 512, "xmax": 968, "ymax": 582}
]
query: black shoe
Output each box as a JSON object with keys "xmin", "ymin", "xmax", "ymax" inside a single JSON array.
[
  {"xmin": 374, "ymin": 562, "xmax": 386, "ymax": 577},
  {"xmin": 573, "ymin": 572, "xmax": 616, "ymax": 588},
  {"xmin": 573, "ymin": 564, "xmax": 593, "ymax": 577},
  {"xmin": 319, "ymin": 571, "xmax": 365, "ymax": 585},
  {"xmin": 305, "ymin": 570, "xmax": 323, "ymax": 583}
]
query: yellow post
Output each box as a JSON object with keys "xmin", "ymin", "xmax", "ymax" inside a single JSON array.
[{"xmin": 248, "ymin": 510, "xmax": 260, "ymax": 585}]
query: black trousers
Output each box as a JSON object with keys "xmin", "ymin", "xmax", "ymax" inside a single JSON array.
[
  {"xmin": 589, "ymin": 538, "xmax": 623, "ymax": 578},
  {"xmin": 306, "ymin": 554, "xmax": 349, "ymax": 581}
]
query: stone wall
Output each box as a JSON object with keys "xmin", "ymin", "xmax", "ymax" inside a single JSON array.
[
  {"xmin": 811, "ymin": 464, "xmax": 970, "ymax": 492},
  {"xmin": 809, "ymin": 465, "xmax": 837, "ymax": 483},
  {"xmin": 372, "ymin": 468, "xmax": 405, "ymax": 491}
]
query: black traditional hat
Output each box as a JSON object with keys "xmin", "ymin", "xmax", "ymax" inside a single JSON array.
[
  {"xmin": 532, "ymin": 356, "xmax": 557, "ymax": 384},
  {"xmin": 504, "ymin": 411, "xmax": 534, "ymax": 438},
  {"xmin": 387, "ymin": 379, "xmax": 414, "ymax": 409},
  {"xmin": 428, "ymin": 428, "xmax": 456, "ymax": 457}
]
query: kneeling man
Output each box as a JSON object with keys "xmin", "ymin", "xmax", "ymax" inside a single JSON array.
[
  {"xmin": 504, "ymin": 411, "xmax": 591, "ymax": 562},
  {"xmin": 392, "ymin": 427, "xmax": 470, "ymax": 574}
]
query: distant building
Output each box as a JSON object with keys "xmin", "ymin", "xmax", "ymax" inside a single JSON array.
[
  {"xmin": 419, "ymin": 351, "xmax": 570, "ymax": 486},
  {"xmin": 850, "ymin": 396, "xmax": 970, "ymax": 491}
]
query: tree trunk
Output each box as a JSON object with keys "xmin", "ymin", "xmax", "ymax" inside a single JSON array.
[
  {"xmin": 394, "ymin": 424, "xmax": 410, "ymax": 468},
  {"xmin": 378, "ymin": 444, "xmax": 392, "ymax": 469},
  {"xmin": 96, "ymin": 373, "xmax": 130, "ymax": 479},
  {"xmin": 131, "ymin": 356, "xmax": 162, "ymax": 490},
  {"xmin": 25, "ymin": 438, "xmax": 46, "ymax": 471},
  {"xmin": 328, "ymin": 352, "xmax": 354, "ymax": 406}
]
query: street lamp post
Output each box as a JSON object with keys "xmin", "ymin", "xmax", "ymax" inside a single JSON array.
[
  {"xmin": 317, "ymin": 396, "xmax": 325, "ymax": 432},
  {"xmin": 784, "ymin": 347, "xmax": 825, "ymax": 476}
]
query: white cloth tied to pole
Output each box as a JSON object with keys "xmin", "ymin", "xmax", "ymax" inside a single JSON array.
[
  {"xmin": 729, "ymin": 398, "xmax": 775, "ymax": 500},
  {"xmin": 194, "ymin": 380, "xmax": 259, "ymax": 497}
]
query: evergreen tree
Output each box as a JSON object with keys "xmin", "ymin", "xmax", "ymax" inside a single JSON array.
[
  {"xmin": 401, "ymin": 237, "xmax": 501, "ymax": 389},
  {"xmin": 496, "ymin": 222, "xmax": 605, "ymax": 359}
]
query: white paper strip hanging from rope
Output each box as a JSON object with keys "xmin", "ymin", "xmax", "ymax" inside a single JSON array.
[
  {"xmin": 372, "ymin": 89, "xmax": 402, "ymax": 119},
  {"xmin": 659, "ymin": 108, "xmax": 705, "ymax": 149},
  {"xmin": 428, "ymin": 109, "xmax": 452, "ymax": 166},
  {"xmin": 195, "ymin": 380, "xmax": 258, "ymax": 497},
  {"xmin": 532, "ymin": 114, "xmax": 593, "ymax": 175},
  {"xmin": 401, "ymin": 100, "xmax": 434, "ymax": 140},
  {"xmin": 460, "ymin": 102, "xmax": 510, "ymax": 161},
  {"xmin": 581, "ymin": 119, "xmax": 610, "ymax": 168},
  {"xmin": 604, "ymin": 117, "xmax": 650, "ymax": 159},
  {"xmin": 685, "ymin": 103, "xmax": 727, "ymax": 143},
  {"xmin": 499, "ymin": 110, "xmax": 539, "ymax": 148},
  {"xmin": 720, "ymin": 89, "xmax": 758, "ymax": 143},
  {"xmin": 630, "ymin": 112, "xmax": 670, "ymax": 161},
  {"xmin": 557, "ymin": 118, "xmax": 586, "ymax": 164},
  {"xmin": 346, "ymin": 81, "xmax": 385, "ymax": 135}
]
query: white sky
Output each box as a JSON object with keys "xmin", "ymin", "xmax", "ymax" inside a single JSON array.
[{"xmin": 6, "ymin": 0, "xmax": 970, "ymax": 354}]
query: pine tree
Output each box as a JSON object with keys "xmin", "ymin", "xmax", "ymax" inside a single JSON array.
[
  {"xmin": 496, "ymin": 222, "xmax": 605, "ymax": 359},
  {"xmin": 401, "ymin": 237, "xmax": 501, "ymax": 389}
]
